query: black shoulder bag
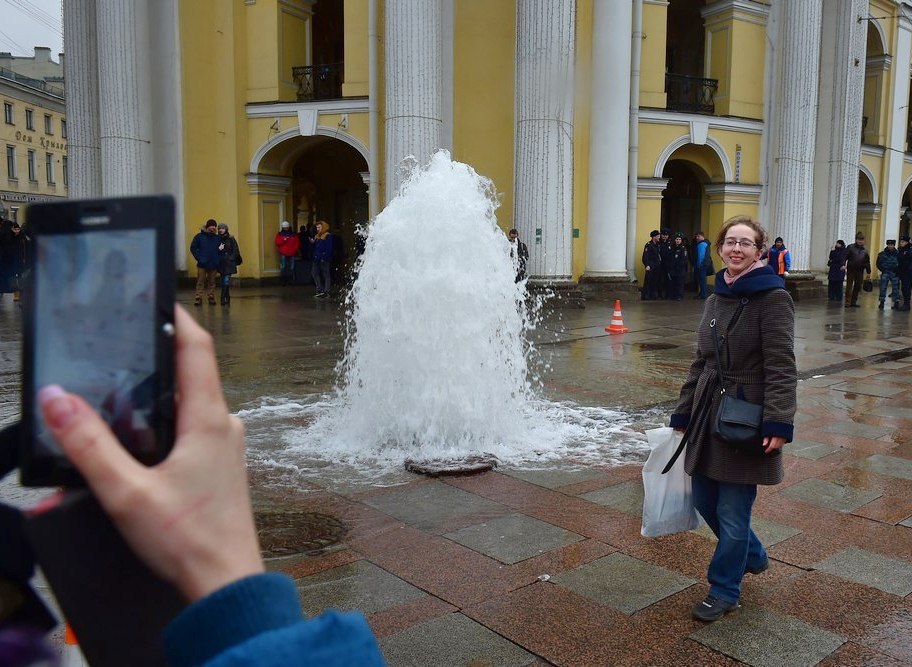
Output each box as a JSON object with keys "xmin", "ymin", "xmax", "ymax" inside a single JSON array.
[{"xmin": 710, "ymin": 298, "xmax": 764, "ymax": 451}]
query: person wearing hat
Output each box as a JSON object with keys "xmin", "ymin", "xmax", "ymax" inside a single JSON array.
[
  {"xmin": 659, "ymin": 228, "xmax": 673, "ymax": 299},
  {"xmin": 216, "ymin": 223, "xmax": 242, "ymax": 306},
  {"xmin": 843, "ymin": 232, "xmax": 871, "ymax": 308},
  {"xmin": 668, "ymin": 232, "xmax": 690, "ymax": 300},
  {"xmin": 190, "ymin": 219, "xmax": 223, "ymax": 306},
  {"xmin": 765, "ymin": 237, "xmax": 790, "ymax": 277},
  {"xmin": 641, "ymin": 229, "xmax": 663, "ymax": 300},
  {"xmin": 876, "ymin": 239, "xmax": 901, "ymax": 309},
  {"xmin": 826, "ymin": 240, "xmax": 847, "ymax": 302},
  {"xmin": 898, "ymin": 235, "xmax": 912, "ymax": 311},
  {"xmin": 274, "ymin": 220, "xmax": 300, "ymax": 285}
]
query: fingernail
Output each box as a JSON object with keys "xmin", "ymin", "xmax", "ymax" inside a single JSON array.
[{"xmin": 37, "ymin": 385, "xmax": 77, "ymax": 428}]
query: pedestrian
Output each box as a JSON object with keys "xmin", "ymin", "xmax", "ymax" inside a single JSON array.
[
  {"xmin": 508, "ymin": 228, "xmax": 529, "ymax": 283},
  {"xmin": 190, "ymin": 219, "xmax": 223, "ymax": 306},
  {"xmin": 217, "ymin": 223, "xmax": 241, "ymax": 306},
  {"xmin": 310, "ymin": 220, "xmax": 333, "ymax": 298},
  {"xmin": 668, "ymin": 233, "xmax": 689, "ymax": 300},
  {"xmin": 843, "ymin": 232, "xmax": 871, "ymax": 308},
  {"xmin": 766, "ymin": 237, "xmax": 790, "ymax": 276},
  {"xmin": 898, "ymin": 235, "xmax": 912, "ymax": 311},
  {"xmin": 671, "ymin": 215, "xmax": 796, "ymax": 623},
  {"xmin": 35, "ymin": 306, "xmax": 386, "ymax": 665},
  {"xmin": 826, "ymin": 240, "xmax": 847, "ymax": 302},
  {"xmin": 876, "ymin": 239, "xmax": 901, "ymax": 310},
  {"xmin": 692, "ymin": 231, "xmax": 713, "ymax": 299},
  {"xmin": 0, "ymin": 220, "xmax": 28, "ymax": 302},
  {"xmin": 641, "ymin": 230, "xmax": 662, "ymax": 300},
  {"xmin": 274, "ymin": 221, "xmax": 300, "ymax": 285},
  {"xmin": 659, "ymin": 228, "xmax": 673, "ymax": 299}
]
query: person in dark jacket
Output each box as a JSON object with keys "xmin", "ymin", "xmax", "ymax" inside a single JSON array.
[
  {"xmin": 190, "ymin": 219, "xmax": 223, "ymax": 306},
  {"xmin": 217, "ymin": 223, "xmax": 241, "ymax": 306},
  {"xmin": 876, "ymin": 239, "xmax": 901, "ymax": 309},
  {"xmin": 509, "ymin": 228, "xmax": 530, "ymax": 282},
  {"xmin": 764, "ymin": 237, "xmax": 791, "ymax": 276},
  {"xmin": 671, "ymin": 215, "xmax": 796, "ymax": 623},
  {"xmin": 843, "ymin": 232, "xmax": 871, "ymax": 308},
  {"xmin": 668, "ymin": 233, "xmax": 690, "ymax": 300},
  {"xmin": 0, "ymin": 220, "xmax": 28, "ymax": 302},
  {"xmin": 827, "ymin": 240, "xmax": 847, "ymax": 302},
  {"xmin": 35, "ymin": 306, "xmax": 385, "ymax": 666},
  {"xmin": 898, "ymin": 235, "xmax": 912, "ymax": 311},
  {"xmin": 692, "ymin": 231, "xmax": 713, "ymax": 299},
  {"xmin": 641, "ymin": 230, "xmax": 662, "ymax": 300},
  {"xmin": 310, "ymin": 220, "xmax": 334, "ymax": 298},
  {"xmin": 659, "ymin": 228, "xmax": 673, "ymax": 299}
]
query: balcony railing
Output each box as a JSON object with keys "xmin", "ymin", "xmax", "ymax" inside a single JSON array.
[
  {"xmin": 292, "ymin": 62, "xmax": 343, "ymax": 102},
  {"xmin": 0, "ymin": 66, "xmax": 64, "ymax": 97},
  {"xmin": 665, "ymin": 73, "xmax": 718, "ymax": 114}
]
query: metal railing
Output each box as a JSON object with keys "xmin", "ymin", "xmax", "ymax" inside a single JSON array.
[
  {"xmin": 0, "ymin": 67, "xmax": 64, "ymax": 97},
  {"xmin": 292, "ymin": 62, "xmax": 343, "ymax": 102},
  {"xmin": 665, "ymin": 73, "xmax": 718, "ymax": 114}
]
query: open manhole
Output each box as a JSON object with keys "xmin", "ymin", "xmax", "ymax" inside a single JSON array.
[
  {"xmin": 635, "ymin": 342, "xmax": 679, "ymax": 351},
  {"xmin": 255, "ymin": 511, "xmax": 348, "ymax": 557}
]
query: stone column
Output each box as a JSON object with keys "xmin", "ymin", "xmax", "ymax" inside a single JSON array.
[
  {"xmin": 513, "ymin": 0, "xmax": 575, "ymax": 282},
  {"xmin": 584, "ymin": 0, "xmax": 631, "ymax": 279},
  {"xmin": 384, "ymin": 0, "xmax": 443, "ymax": 202},
  {"xmin": 62, "ymin": 0, "xmax": 102, "ymax": 198},
  {"xmin": 811, "ymin": 0, "xmax": 867, "ymax": 271},
  {"xmin": 96, "ymin": 0, "xmax": 154, "ymax": 195},
  {"xmin": 882, "ymin": 7, "xmax": 912, "ymax": 242},
  {"xmin": 766, "ymin": 0, "xmax": 823, "ymax": 272}
]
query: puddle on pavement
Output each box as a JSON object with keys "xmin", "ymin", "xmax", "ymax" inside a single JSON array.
[{"xmin": 255, "ymin": 510, "xmax": 348, "ymax": 557}]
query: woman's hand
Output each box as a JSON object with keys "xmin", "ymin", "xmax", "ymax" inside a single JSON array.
[
  {"xmin": 762, "ymin": 436, "xmax": 786, "ymax": 454},
  {"xmin": 38, "ymin": 305, "xmax": 265, "ymax": 602}
]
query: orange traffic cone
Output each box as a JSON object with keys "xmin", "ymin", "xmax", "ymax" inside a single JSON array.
[
  {"xmin": 63, "ymin": 622, "xmax": 88, "ymax": 667},
  {"xmin": 605, "ymin": 299, "xmax": 629, "ymax": 334}
]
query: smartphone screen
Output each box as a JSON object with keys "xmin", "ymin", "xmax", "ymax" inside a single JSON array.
[{"xmin": 20, "ymin": 197, "xmax": 175, "ymax": 486}]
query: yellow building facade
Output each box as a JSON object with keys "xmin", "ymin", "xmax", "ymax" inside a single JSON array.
[{"xmin": 63, "ymin": 0, "xmax": 912, "ymax": 288}]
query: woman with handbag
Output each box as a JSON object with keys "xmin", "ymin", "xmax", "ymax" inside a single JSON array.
[{"xmin": 669, "ymin": 215, "xmax": 796, "ymax": 622}]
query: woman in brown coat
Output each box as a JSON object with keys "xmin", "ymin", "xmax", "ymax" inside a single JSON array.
[{"xmin": 670, "ymin": 215, "xmax": 797, "ymax": 622}]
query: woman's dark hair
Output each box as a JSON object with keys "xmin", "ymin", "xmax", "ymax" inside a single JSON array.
[
  {"xmin": 715, "ymin": 215, "xmax": 767, "ymax": 253},
  {"xmin": 836, "ymin": 240, "xmax": 845, "ymax": 248}
]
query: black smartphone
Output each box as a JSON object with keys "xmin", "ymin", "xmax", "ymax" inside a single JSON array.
[{"xmin": 19, "ymin": 196, "xmax": 176, "ymax": 487}]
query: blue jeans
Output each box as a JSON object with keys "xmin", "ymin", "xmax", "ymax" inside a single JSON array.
[
  {"xmin": 691, "ymin": 473, "xmax": 766, "ymax": 603},
  {"xmin": 695, "ymin": 266, "xmax": 709, "ymax": 298}
]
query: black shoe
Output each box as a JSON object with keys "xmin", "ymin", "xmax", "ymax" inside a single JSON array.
[
  {"xmin": 692, "ymin": 595, "xmax": 740, "ymax": 622},
  {"xmin": 893, "ymin": 303, "xmax": 901, "ymax": 310},
  {"xmin": 745, "ymin": 558, "xmax": 769, "ymax": 575},
  {"xmin": 852, "ymin": 303, "xmax": 861, "ymax": 308},
  {"xmin": 879, "ymin": 302, "xmax": 885, "ymax": 310}
]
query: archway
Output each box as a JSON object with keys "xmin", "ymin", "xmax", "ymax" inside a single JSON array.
[{"xmin": 661, "ymin": 160, "xmax": 707, "ymax": 243}]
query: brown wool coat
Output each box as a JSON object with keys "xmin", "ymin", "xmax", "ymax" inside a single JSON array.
[{"xmin": 674, "ymin": 288, "xmax": 797, "ymax": 485}]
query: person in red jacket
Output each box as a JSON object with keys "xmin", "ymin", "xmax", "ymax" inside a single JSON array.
[{"xmin": 274, "ymin": 221, "xmax": 300, "ymax": 285}]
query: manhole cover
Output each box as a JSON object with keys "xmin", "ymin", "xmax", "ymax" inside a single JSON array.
[
  {"xmin": 255, "ymin": 511, "xmax": 348, "ymax": 557},
  {"xmin": 636, "ymin": 342, "xmax": 678, "ymax": 351}
]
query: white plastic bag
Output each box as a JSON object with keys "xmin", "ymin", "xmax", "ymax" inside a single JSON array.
[{"xmin": 641, "ymin": 426, "xmax": 704, "ymax": 537}]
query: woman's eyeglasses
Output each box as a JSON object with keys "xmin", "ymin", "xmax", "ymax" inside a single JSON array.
[{"xmin": 722, "ymin": 238, "xmax": 757, "ymax": 249}]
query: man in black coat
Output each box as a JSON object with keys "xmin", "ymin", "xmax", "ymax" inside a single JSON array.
[
  {"xmin": 898, "ymin": 235, "xmax": 912, "ymax": 311},
  {"xmin": 641, "ymin": 230, "xmax": 663, "ymax": 300},
  {"xmin": 843, "ymin": 231, "xmax": 871, "ymax": 308},
  {"xmin": 658, "ymin": 228, "xmax": 673, "ymax": 299}
]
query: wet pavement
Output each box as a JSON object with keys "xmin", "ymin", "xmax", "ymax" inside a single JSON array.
[{"xmin": 2, "ymin": 285, "xmax": 912, "ymax": 665}]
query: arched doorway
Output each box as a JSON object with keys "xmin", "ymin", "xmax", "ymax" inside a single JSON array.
[{"xmin": 661, "ymin": 159, "xmax": 706, "ymax": 242}]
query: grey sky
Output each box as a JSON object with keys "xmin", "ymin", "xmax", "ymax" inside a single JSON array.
[{"xmin": 0, "ymin": 0, "xmax": 63, "ymax": 60}]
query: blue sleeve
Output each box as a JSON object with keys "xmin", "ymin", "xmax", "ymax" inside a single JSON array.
[
  {"xmin": 784, "ymin": 250, "xmax": 791, "ymax": 271},
  {"xmin": 163, "ymin": 573, "xmax": 385, "ymax": 667},
  {"xmin": 696, "ymin": 243, "xmax": 706, "ymax": 266}
]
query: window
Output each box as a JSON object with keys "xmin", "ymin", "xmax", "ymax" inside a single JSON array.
[
  {"xmin": 25, "ymin": 109, "xmax": 34, "ymax": 130},
  {"xmin": 61, "ymin": 118, "xmax": 67, "ymax": 138},
  {"xmin": 6, "ymin": 145, "xmax": 15, "ymax": 179},
  {"xmin": 27, "ymin": 150, "xmax": 36, "ymax": 181},
  {"xmin": 44, "ymin": 114, "xmax": 53, "ymax": 134},
  {"xmin": 45, "ymin": 152, "xmax": 54, "ymax": 184},
  {"xmin": 3, "ymin": 102, "xmax": 12, "ymax": 124},
  {"xmin": 62, "ymin": 156, "xmax": 67, "ymax": 186}
]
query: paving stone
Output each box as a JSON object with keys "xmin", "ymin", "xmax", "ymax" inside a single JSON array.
[
  {"xmin": 872, "ymin": 371, "xmax": 912, "ymax": 384},
  {"xmin": 787, "ymin": 439, "xmax": 842, "ymax": 460},
  {"xmin": 552, "ymin": 552, "xmax": 695, "ymax": 615},
  {"xmin": 362, "ymin": 481, "xmax": 504, "ymax": 529},
  {"xmin": 829, "ymin": 382, "xmax": 906, "ymax": 399},
  {"xmin": 691, "ymin": 605, "xmax": 844, "ymax": 667},
  {"xmin": 814, "ymin": 547, "xmax": 912, "ymax": 596},
  {"xmin": 502, "ymin": 467, "xmax": 606, "ymax": 489},
  {"xmin": 871, "ymin": 361, "xmax": 911, "ymax": 370},
  {"xmin": 692, "ymin": 515, "xmax": 801, "ymax": 548},
  {"xmin": 778, "ymin": 479, "xmax": 882, "ymax": 513},
  {"xmin": 295, "ymin": 560, "xmax": 425, "ymax": 616},
  {"xmin": 579, "ymin": 480, "xmax": 644, "ymax": 516},
  {"xmin": 444, "ymin": 513, "xmax": 583, "ymax": 565},
  {"xmin": 800, "ymin": 376, "xmax": 845, "ymax": 388},
  {"xmin": 867, "ymin": 405, "xmax": 912, "ymax": 419},
  {"xmin": 817, "ymin": 420, "xmax": 894, "ymax": 439},
  {"xmin": 832, "ymin": 368, "xmax": 880, "ymax": 379},
  {"xmin": 854, "ymin": 454, "xmax": 912, "ymax": 481},
  {"xmin": 379, "ymin": 613, "xmax": 534, "ymax": 667},
  {"xmin": 902, "ymin": 516, "xmax": 912, "ymax": 528}
]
